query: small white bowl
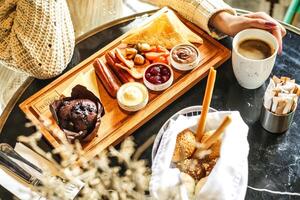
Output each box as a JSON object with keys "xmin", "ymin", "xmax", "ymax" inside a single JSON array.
[
  {"xmin": 170, "ymin": 44, "xmax": 201, "ymax": 71},
  {"xmin": 143, "ymin": 63, "xmax": 174, "ymax": 91},
  {"xmin": 117, "ymin": 82, "xmax": 149, "ymax": 112}
]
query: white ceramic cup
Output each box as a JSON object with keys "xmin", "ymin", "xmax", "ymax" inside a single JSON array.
[{"xmin": 232, "ymin": 29, "xmax": 278, "ymax": 89}]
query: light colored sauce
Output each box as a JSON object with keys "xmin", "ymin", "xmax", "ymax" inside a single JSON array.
[{"xmin": 119, "ymin": 85, "xmax": 144, "ymax": 106}]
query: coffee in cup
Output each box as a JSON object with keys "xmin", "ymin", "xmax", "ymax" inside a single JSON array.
[
  {"xmin": 232, "ymin": 29, "xmax": 279, "ymax": 89},
  {"xmin": 237, "ymin": 39, "xmax": 274, "ymax": 60}
]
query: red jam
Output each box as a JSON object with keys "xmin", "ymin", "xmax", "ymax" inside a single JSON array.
[{"xmin": 145, "ymin": 64, "xmax": 171, "ymax": 85}]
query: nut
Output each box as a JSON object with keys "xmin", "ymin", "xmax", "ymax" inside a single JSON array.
[
  {"xmin": 137, "ymin": 43, "xmax": 151, "ymax": 52},
  {"xmin": 134, "ymin": 54, "xmax": 145, "ymax": 65},
  {"xmin": 125, "ymin": 48, "xmax": 137, "ymax": 59}
]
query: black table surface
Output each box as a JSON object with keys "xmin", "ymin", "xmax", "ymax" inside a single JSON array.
[{"xmin": 1, "ymin": 17, "xmax": 300, "ymax": 200}]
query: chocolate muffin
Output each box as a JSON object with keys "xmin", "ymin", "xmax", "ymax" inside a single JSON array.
[
  {"xmin": 58, "ymin": 99, "xmax": 98, "ymax": 133},
  {"xmin": 50, "ymin": 85, "xmax": 104, "ymax": 143}
]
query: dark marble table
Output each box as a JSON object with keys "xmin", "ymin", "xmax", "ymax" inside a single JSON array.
[{"xmin": 0, "ymin": 12, "xmax": 300, "ymax": 200}]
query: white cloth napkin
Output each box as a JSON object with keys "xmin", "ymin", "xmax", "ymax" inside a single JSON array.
[
  {"xmin": 150, "ymin": 111, "xmax": 249, "ymax": 200},
  {"xmin": 0, "ymin": 143, "xmax": 47, "ymax": 200},
  {"xmin": 0, "ymin": 143, "xmax": 84, "ymax": 200}
]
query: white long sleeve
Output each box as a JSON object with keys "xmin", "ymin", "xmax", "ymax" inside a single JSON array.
[
  {"xmin": 0, "ymin": 0, "xmax": 75, "ymax": 79},
  {"xmin": 144, "ymin": 0, "xmax": 236, "ymax": 38}
]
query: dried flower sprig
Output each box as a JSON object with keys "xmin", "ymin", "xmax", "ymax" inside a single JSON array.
[
  {"xmin": 16, "ymin": 114, "xmax": 201, "ymax": 200},
  {"xmin": 17, "ymin": 117, "xmax": 151, "ymax": 200}
]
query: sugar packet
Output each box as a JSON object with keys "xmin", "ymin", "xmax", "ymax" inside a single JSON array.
[{"xmin": 263, "ymin": 76, "xmax": 299, "ymax": 115}]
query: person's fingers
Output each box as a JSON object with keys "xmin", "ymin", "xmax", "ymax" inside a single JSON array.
[
  {"xmin": 272, "ymin": 27, "xmax": 283, "ymax": 54},
  {"xmin": 225, "ymin": 16, "xmax": 277, "ymax": 36},
  {"xmin": 247, "ymin": 18, "xmax": 277, "ymax": 29},
  {"xmin": 244, "ymin": 11, "xmax": 271, "ymax": 20},
  {"xmin": 279, "ymin": 23, "xmax": 287, "ymax": 36},
  {"xmin": 243, "ymin": 12, "xmax": 284, "ymax": 53},
  {"xmin": 244, "ymin": 12, "xmax": 286, "ymax": 36}
]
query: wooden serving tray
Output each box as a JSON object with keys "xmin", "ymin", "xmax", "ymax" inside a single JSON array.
[{"xmin": 19, "ymin": 8, "xmax": 230, "ymax": 160}]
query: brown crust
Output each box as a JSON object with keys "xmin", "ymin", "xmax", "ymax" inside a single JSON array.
[
  {"xmin": 176, "ymin": 159, "xmax": 206, "ymax": 180},
  {"xmin": 172, "ymin": 129, "xmax": 196, "ymax": 162}
]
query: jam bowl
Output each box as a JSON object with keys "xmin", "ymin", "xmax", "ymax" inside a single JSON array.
[
  {"xmin": 143, "ymin": 63, "xmax": 174, "ymax": 91},
  {"xmin": 170, "ymin": 44, "xmax": 201, "ymax": 71}
]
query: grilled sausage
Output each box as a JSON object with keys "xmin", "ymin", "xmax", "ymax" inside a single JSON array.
[
  {"xmin": 105, "ymin": 51, "xmax": 135, "ymax": 83},
  {"xmin": 93, "ymin": 58, "xmax": 121, "ymax": 98}
]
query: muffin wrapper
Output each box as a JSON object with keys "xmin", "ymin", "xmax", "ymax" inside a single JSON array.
[{"xmin": 49, "ymin": 84, "xmax": 105, "ymax": 143}]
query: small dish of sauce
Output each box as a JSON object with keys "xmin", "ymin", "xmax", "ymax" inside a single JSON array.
[
  {"xmin": 170, "ymin": 44, "xmax": 201, "ymax": 71},
  {"xmin": 117, "ymin": 82, "xmax": 148, "ymax": 112}
]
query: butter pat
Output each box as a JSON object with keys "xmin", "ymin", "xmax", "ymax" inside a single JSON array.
[
  {"xmin": 121, "ymin": 86, "xmax": 144, "ymax": 106},
  {"xmin": 117, "ymin": 82, "xmax": 149, "ymax": 112}
]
